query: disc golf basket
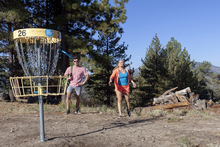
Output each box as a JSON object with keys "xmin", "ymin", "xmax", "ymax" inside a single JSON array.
[
  {"xmin": 10, "ymin": 28, "xmax": 68, "ymax": 142},
  {"xmin": 10, "ymin": 75, "xmax": 68, "ymax": 97}
]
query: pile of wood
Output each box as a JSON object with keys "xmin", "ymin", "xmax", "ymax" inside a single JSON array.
[{"xmin": 152, "ymin": 87, "xmax": 206, "ymax": 110}]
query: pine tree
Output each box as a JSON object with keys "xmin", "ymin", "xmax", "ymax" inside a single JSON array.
[
  {"xmin": 0, "ymin": 0, "xmax": 29, "ymax": 99},
  {"xmin": 194, "ymin": 61, "xmax": 213, "ymax": 99},
  {"xmin": 212, "ymin": 73, "xmax": 220, "ymax": 101},
  {"xmin": 139, "ymin": 34, "xmax": 166, "ymax": 105},
  {"xmin": 0, "ymin": 52, "xmax": 8, "ymax": 92},
  {"xmin": 164, "ymin": 37, "xmax": 195, "ymax": 90}
]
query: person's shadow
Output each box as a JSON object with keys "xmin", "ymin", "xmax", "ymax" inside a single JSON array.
[{"xmin": 47, "ymin": 117, "xmax": 164, "ymax": 141}]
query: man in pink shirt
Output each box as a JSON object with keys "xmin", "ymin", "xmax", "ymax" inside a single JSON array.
[{"xmin": 64, "ymin": 55, "xmax": 89, "ymax": 114}]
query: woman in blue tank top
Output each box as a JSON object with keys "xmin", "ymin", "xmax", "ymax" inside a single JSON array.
[
  {"xmin": 118, "ymin": 70, "xmax": 129, "ymax": 86},
  {"xmin": 109, "ymin": 60, "xmax": 136, "ymax": 118}
]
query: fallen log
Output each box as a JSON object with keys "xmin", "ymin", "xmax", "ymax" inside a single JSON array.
[
  {"xmin": 189, "ymin": 92, "xmax": 195, "ymax": 98},
  {"xmin": 154, "ymin": 93, "xmax": 179, "ymax": 104},
  {"xmin": 158, "ymin": 87, "xmax": 178, "ymax": 98},
  {"xmin": 212, "ymin": 104, "xmax": 220, "ymax": 108},
  {"xmin": 153, "ymin": 98, "xmax": 164, "ymax": 104},
  {"xmin": 175, "ymin": 87, "xmax": 191, "ymax": 96},
  {"xmin": 151, "ymin": 101, "xmax": 188, "ymax": 109},
  {"xmin": 175, "ymin": 93, "xmax": 189, "ymax": 103},
  {"xmin": 153, "ymin": 93, "xmax": 177, "ymax": 104}
]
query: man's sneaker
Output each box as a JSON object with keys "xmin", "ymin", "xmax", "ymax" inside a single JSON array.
[
  {"xmin": 65, "ymin": 109, "xmax": 70, "ymax": 115},
  {"xmin": 118, "ymin": 114, "xmax": 124, "ymax": 118},
  {"xmin": 75, "ymin": 109, "xmax": 82, "ymax": 114},
  {"xmin": 127, "ymin": 111, "xmax": 131, "ymax": 117}
]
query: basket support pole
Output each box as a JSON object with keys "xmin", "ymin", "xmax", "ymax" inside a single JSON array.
[{"xmin": 38, "ymin": 83, "xmax": 46, "ymax": 142}]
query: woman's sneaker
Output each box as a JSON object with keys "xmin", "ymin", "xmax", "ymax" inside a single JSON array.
[
  {"xmin": 65, "ymin": 109, "xmax": 70, "ymax": 115},
  {"xmin": 118, "ymin": 114, "xmax": 124, "ymax": 118},
  {"xmin": 127, "ymin": 111, "xmax": 131, "ymax": 117},
  {"xmin": 75, "ymin": 109, "xmax": 82, "ymax": 114}
]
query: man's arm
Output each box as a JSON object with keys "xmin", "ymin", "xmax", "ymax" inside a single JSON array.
[
  {"xmin": 83, "ymin": 74, "xmax": 89, "ymax": 84},
  {"xmin": 64, "ymin": 67, "xmax": 70, "ymax": 76}
]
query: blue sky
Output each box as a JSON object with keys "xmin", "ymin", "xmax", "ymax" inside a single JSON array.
[{"xmin": 118, "ymin": 0, "xmax": 220, "ymax": 69}]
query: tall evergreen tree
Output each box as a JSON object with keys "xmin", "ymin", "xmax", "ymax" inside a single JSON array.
[
  {"xmin": 139, "ymin": 34, "xmax": 166, "ymax": 105},
  {"xmin": 212, "ymin": 73, "xmax": 220, "ymax": 101},
  {"xmin": 164, "ymin": 37, "xmax": 195, "ymax": 90},
  {"xmin": 194, "ymin": 61, "xmax": 213, "ymax": 99},
  {"xmin": 0, "ymin": 0, "xmax": 29, "ymax": 100},
  {"xmin": 0, "ymin": 53, "xmax": 8, "ymax": 92}
]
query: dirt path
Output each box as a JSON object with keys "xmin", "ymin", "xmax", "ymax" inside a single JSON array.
[{"xmin": 1, "ymin": 103, "xmax": 220, "ymax": 147}]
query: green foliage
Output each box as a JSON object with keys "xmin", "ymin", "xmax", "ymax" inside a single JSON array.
[
  {"xmin": 133, "ymin": 109, "xmax": 142, "ymax": 116},
  {"xmin": 164, "ymin": 37, "xmax": 195, "ymax": 90},
  {"xmin": 130, "ymin": 73, "xmax": 150, "ymax": 107},
  {"xmin": 193, "ymin": 61, "xmax": 213, "ymax": 99},
  {"xmin": 150, "ymin": 109, "xmax": 167, "ymax": 117},
  {"xmin": 172, "ymin": 109, "xmax": 188, "ymax": 116},
  {"xmin": 0, "ymin": 0, "xmax": 28, "ymax": 94},
  {"xmin": 177, "ymin": 135, "xmax": 194, "ymax": 147},
  {"xmin": 57, "ymin": 101, "xmax": 76, "ymax": 112},
  {"xmin": 136, "ymin": 35, "xmax": 214, "ymax": 105},
  {"xmin": 195, "ymin": 61, "xmax": 213, "ymax": 82},
  {"xmin": 139, "ymin": 34, "xmax": 167, "ymax": 105},
  {"xmin": 0, "ymin": 54, "xmax": 9, "ymax": 92},
  {"xmin": 99, "ymin": 105, "xmax": 108, "ymax": 113},
  {"xmin": 0, "ymin": 0, "xmax": 129, "ymax": 101},
  {"xmin": 213, "ymin": 73, "xmax": 220, "ymax": 101},
  {"xmin": 186, "ymin": 109, "xmax": 208, "ymax": 118}
]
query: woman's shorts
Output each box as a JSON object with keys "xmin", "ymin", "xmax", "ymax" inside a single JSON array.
[
  {"xmin": 67, "ymin": 85, "xmax": 82, "ymax": 96},
  {"xmin": 116, "ymin": 85, "xmax": 130, "ymax": 93}
]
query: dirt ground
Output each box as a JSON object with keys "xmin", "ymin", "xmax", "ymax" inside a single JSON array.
[{"xmin": 1, "ymin": 102, "xmax": 220, "ymax": 147}]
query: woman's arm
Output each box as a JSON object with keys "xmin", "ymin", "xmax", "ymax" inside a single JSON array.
[
  {"xmin": 109, "ymin": 69, "xmax": 117, "ymax": 86},
  {"xmin": 126, "ymin": 69, "xmax": 136, "ymax": 88},
  {"xmin": 130, "ymin": 79, "xmax": 136, "ymax": 88},
  {"xmin": 108, "ymin": 78, "xmax": 113, "ymax": 86}
]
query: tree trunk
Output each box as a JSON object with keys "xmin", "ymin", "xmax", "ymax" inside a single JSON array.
[
  {"xmin": 8, "ymin": 23, "xmax": 15, "ymax": 101},
  {"xmin": 106, "ymin": 34, "xmax": 110, "ymax": 106},
  {"xmin": 61, "ymin": 1, "xmax": 69, "ymax": 75},
  {"xmin": 61, "ymin": 0, "xmax": 69, "ymax": 102}
]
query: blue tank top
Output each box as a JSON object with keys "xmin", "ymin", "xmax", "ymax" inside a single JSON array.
[{"xmin": 118, "ymin": 70, "xmax": 128, "ymax": 86}]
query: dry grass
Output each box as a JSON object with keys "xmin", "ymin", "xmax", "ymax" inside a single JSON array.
[
  {"xmin": 0, "ymin": 101, "xmax": 118, "ymax": 115},
  {"xmin": 0, "ymin": 101, "xmax": 219, "ymax": 119}
]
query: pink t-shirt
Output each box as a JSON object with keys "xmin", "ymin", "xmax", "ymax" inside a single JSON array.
[{"xmin": 64, "ymin": 66, "xmax": 89, "ymax": 87}]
